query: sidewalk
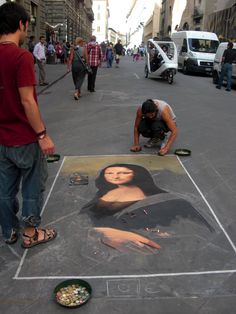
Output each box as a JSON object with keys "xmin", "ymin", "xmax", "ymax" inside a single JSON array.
[{"xmin": 35, "ymin": 62, "xmax": 69, "ymax": 95}]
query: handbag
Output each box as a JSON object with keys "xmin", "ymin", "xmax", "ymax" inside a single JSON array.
[
  {"xmin": 85, "ymin": 64, "xmax": 92, "ymax": 74},
  {"xmin": 75, "ymin": 49, "xmax": 92, "ymax": 74}
]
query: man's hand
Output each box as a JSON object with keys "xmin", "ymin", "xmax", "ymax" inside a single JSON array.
[
  {"xmin": 130, "ymin": 145, "xmax": 142, "ymax": 152},
  {"xmin": 158, "ymin": 145, "xmax": 169, "ymax": 156},
  {"xmin": 38, "ymin": 135, "xmax": 55, "ymax": 155},
  {"xmin": 95, "ymin": 227, "xmax": 161, "ymax": 253}
]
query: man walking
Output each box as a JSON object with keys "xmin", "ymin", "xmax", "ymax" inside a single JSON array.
[
  {"xmin": 216, "ymin": 42, "xmax": 236, "ymax": 92},
  {"xmin": 33, "ymin": 36, "xmax": 48, "ymax": 86},
  {"xmin": 0, "ymin": 2, "xmax": 57, "ymax": 247},
  {"xmin": 130, "ymin": 99, "xmax": 178, "ymax": 156},
  {"xmin": 114, "ymin": 39, "xmax": 123, "ymax": 68},
  {"xmin": 86, "ymin": 35, "xmax": 102, "ymax": 92}
]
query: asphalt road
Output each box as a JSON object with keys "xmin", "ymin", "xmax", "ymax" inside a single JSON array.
[{"xmin": 1, "ymin": 56, "xmax": 236, "ymax": 314}]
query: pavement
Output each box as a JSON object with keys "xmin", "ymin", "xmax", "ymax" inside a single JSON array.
[
  {"xmin": 35, "ymin": 62, "xmax": 69, "ymax": 95},
  {"xmin": 1, "ymin": 57, "xmax": 236, "ymax": 314}
]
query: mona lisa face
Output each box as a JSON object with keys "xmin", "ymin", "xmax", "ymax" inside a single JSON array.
[{"xmin": 104, "ymin": 167, "xmax": 134, "ymax": 185}]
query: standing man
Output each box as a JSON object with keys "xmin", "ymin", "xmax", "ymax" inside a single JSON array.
[
  {"xmin": 114, "ymin": 39, "xmax": 123, "ymax": 68},
  {"xmin": 216, "ymin": 42, "xmax": 236, "ymax": 92},
  {"xmin": 33, "ymin": 36, "xmax": 48, "ymax": 86},
  {"xmin": 130, "ymin": 99, "xmax": 178, "ymax": 156},
  {"xmin": 86, "ymin": 35, "xmax": 102, "ymax": 92},
  {"xmin": 0, "ymin": 2, "xmax": 57, "ymax": 247}
]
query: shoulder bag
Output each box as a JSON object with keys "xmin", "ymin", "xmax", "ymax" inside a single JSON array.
[{"xmin": 74, "ymin": 49, "xmax": 92, "ymax": 74}]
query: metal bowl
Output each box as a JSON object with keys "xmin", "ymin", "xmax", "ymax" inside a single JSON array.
[
  {"xmin": 53, "ymin": 279, "xmax": 92, "ymax": 308},
  {"xmin": 174, "ymin": 149, "xmax": 191, "ymax": 156},
  {"xmin": 46, "ymin": 154, "xmax": 60, "ymax": 163}
]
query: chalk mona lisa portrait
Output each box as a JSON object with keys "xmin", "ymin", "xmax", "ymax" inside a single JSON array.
[{"xmin": 80, "ymin": 163, "xmax": 214, "ymax": 253}]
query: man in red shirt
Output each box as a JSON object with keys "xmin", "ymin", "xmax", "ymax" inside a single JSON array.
[
  {"xmin": 0, "ymin": 2, "xmax": 57, "ymax": 247},
  {"xmin": 86, "ymin": 35, "xmax": 102, "ymax": 92}
]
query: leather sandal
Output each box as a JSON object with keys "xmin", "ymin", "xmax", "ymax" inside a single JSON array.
[
  {"xmin": 22, "ymin": 228, "xmax": 57, "ymax": 249},
  {"xmin": 74, "ymin": 93, "xmax": 79, "ymax": 100}
]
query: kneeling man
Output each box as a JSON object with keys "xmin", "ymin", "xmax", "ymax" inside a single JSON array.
[{"xmin": 130, "ymin": 99, "xmax": 178, "ymax": 156}]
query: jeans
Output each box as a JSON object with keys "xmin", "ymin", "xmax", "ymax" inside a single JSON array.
[
  {"xmin": 218, "ymin": 63, "xmax": 232, "ymax": 90},
  {"xmin": 0, "ymin": 143, "xmax": 48, "ymax": 240},
  {"xmin": 36, "ymin": 59, "xmax": 46, "ymax": 84},
  {"xmin": 107, "ymin": 58, "xmax": 113, "ymax": 68},
  {"xmin": 87, "ymin": 66, "xmax": 98, "ymax": 91},
  {"xmin": 138, "ymin": 118, "xmax": 169, "ymax": 139}
]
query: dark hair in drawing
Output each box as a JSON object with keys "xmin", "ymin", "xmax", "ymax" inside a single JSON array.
[{"xmin": 95, "ymin": 163, "xmax": 166, "ymax": 197}]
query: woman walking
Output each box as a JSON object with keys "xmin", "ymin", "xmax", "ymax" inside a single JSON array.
[
  {"xmin": 68, "ymin": 37, "xmax": 88, "ymax": 100},
  {"xmin": 105, "ymin": 42, "xmax": 114, "ymax": 68}
]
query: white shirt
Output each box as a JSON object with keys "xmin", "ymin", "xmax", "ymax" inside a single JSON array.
[{"xmin": 33, "ymin": 42, "xmax": 46, "ymax": 61}]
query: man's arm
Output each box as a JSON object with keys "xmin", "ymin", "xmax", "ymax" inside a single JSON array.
[
  {"xmin": 221, "ymin": 49, "xmax": 227, "ymax": 63},
  {"xmin": 33, "ymin": 44, "xmax": 40, "ymax": 61},
  {"xmin": 158, "ymin": 106, "xmax": 178, "ymax": 156},
  {"xmin": 18, "ymin": 86, "xmax": 55, "ymax": 155},
  {"xmin": 130, "ymin": 107, "xmax": 142, "ymax": 152}
]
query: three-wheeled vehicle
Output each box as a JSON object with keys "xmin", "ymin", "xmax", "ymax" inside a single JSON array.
[{"xmin": 145, "ymin": 39, "xmax": 178, "ymax": 84}]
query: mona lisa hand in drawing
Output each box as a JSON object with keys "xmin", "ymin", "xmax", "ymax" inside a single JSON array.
[{"xmin": 81, "ymin": 163, "xmax": 214, "ymax": 253}]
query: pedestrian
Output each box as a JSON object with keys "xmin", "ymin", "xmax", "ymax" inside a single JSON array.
[
  {"xmin": 130, "ymin": 99, "xmax": 178, "ymax": 156},
  {"xmin": 55, "ymin": 41, "xmax": 62, "ymax": 63},
  {"xmin": 28, "ymin": 35, "xmax": 35, "ymax": 63},
  {"xmin": 68, "ymin": 37, "xmax": 88, "ymax": 100},
  {"xmin": 0, "ymin": 2, "xmax": 57, "ymax": 247},
  {"xmin": 105, "ymin": 42, "xmax": 114, "ymax": 68},
  {"xmin": 216, "ymin": 42, "xmax": 236, "ymax": 92},
  {"xmin": 114, "ymin": 39, "xmax": 123, "ymax": 68},
  {"xmin": 47, "ymin": 41, "xmax": 56, "ymax": 64},
  {"xmin": 28, "ymin": 35, "xmax": 35, "ymax": 53},
  {"xmin": 100, "ymin": 41, "xmax": 107, "ymax": 63},
  {"xmin": 62, "ymin": 40, "xmax": 70, "ymax": 64},
  {"xmin": 86, "ymin": 35, "xmax": 102, "ymax": 92},
  {"xmin": 133, "ymin": 45, "xmax": 140, "ymax": 62},
  {"xmin": 33, "ymin": 36, "xmax": 49, "ymax": 86}
]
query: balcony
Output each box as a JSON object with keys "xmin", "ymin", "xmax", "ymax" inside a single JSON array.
[
  {"xmin": 193, "ymin": 6, "xmax": 203, "ymax": 20},
  {"xmin": 85, "ymin": 7, "xmax": 94, "ymax": 21}
]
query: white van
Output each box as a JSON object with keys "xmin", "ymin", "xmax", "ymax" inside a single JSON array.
[
  {"xmin": 171, "ymin": 31, "xmax": 219, "ymax": 74},
  {"xmin": 212, "ymin": 42, "xmax": 236, "ymax": 85}
]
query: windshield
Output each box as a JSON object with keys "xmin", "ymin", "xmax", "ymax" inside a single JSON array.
[{"xmin": 188, "ymin": 38, "xmax": 219, "ymax": 53}]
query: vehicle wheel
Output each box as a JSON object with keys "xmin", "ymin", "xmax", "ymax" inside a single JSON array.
[
  {"xmin": 145, "ymin": 65, "xmax": 149, "ymax": 78},
  {"xmin": 212, "ymin": 71, "xmax": 219, "ymax": 84},
  {"xmin": 167, "ymin": 71, "xmax": 174, "ymax": 84},
  {"xmin": 183, "ymin": 63, "xmax": 189, "ymax": 75}
]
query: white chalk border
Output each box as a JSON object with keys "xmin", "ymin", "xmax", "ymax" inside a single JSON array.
[{"xmin": 14, "ymin": 154, "xmax": 236, "ymax": 280}]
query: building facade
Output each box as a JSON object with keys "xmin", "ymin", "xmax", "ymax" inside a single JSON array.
[
  {"xmin": 1, "ymin": 0, "xmax": 94, "ymax": 43},
  {"xmin": 92, "ymin": 0, "xmax": 109, "ymax": 43},
  {"xmin": 207, "ymin": 1, "xmax": 236, "ymax": 40},
  {"xmin": 126, "ymin": 0, "xmax": 159, "ymax": 48},
  {"xmin": 143, "ymin": 1, "xmax": 162, "ymax": 43},
  {"xmin": 44, "ymin": 0, "xmax": 94, "ymax": 43},
  {"xmin": 160, "ymin": 0, "xmax": 236, "ymax": 40}
]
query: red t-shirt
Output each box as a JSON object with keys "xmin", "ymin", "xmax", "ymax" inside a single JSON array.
[{"xmin": 0, "ymin": 43, "xmax": 38, "ymax": 146}]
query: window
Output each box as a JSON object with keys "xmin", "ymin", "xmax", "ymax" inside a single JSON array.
[
  {"xmin": 97, "ymin": 4, "xmax": 100, "ymax": 10},
  {"xmin": 182, "ymin": 38, "xmax": 187, "ymax": 52},
  {"xmin": 97, "ymin": 26, "xmax": 100, "ymax": 32},
  {"xmin": 188, "ymin": 39, "xmax": 219, "ymax": 53},
  {"xmin": 97, "ymin": 13, "xmax": 100, "ymax": 20}
]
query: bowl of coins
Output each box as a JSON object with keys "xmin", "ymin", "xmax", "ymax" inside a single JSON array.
[{"xmin": 53, "ymin": 279, "xmax": 92, "ymax": 308}]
